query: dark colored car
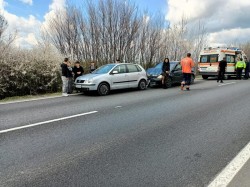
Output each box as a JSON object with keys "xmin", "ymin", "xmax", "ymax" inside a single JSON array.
[{"xmin": 147, "ymin": 61, "xmax": 195, "ymax": 88}]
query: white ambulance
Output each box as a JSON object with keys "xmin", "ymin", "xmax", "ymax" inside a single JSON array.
[{"xmin": 198, "ymin": 47, "xmax": 247, "ymax": 79}]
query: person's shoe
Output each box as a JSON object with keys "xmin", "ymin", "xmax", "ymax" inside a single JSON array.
[
  {"xmin": 220, "ymin": 81, "xmax": 223, "ymax": 83},
  {"xmin": 217, "ymin": 80, "xmax": 219, "ymax": 83},
  {"xmin": 62, "ymin": 93, "xmax": 68, "ymax": 97},
  {"xmin": 186, "ymin": 87, "xmax": 190, "ymax": 91}
]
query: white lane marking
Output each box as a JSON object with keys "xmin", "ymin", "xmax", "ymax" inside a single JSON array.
[
  {"xmin": 0, "ymin": 111, "xmax": 98, "ymax": 134},
  {"xmin": 207, "ymin": 142, "xmax": 250, "ymax": 187},
  {"xmin": 218, "ymin": 82, "xmax": 236, "ymax": 87},
  {"xmin": 115, "ymin": 106, "xmax": 122, "ymax": 108},
  {"xmin": 0, "ymin": 93, "xmax": 82, "ymax": 105}
]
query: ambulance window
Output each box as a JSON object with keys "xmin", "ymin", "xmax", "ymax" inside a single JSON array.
[
  {"xmin": 226, "ymin": 55, "xmax": 235, "ymax": 63},
  {"xmin": 200, "ymin": 55, "xmax": 208, "ymax": 63},
  {"xmin": 210, "ymin": 55, "xmax": 218, "ymax": 62}
]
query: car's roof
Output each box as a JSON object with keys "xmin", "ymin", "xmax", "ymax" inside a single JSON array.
[
  {"xmin": 157, "ymin": 61, "xmax": 180, "ymax": 63},
  {"xmin": 106, "ymin": 63, "xmax": 141, "ymax": 65}
]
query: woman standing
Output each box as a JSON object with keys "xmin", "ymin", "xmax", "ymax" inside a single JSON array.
[{"xmin": 161, "ymin": 58, "xmax": 170, "ymax": 89}]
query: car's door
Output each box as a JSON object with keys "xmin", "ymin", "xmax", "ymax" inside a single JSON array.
[
  {"xmin": 126, "ymin": 64, "xmax": 141, "ymax": 88},
  {"xmin": 172, "ymin": 63, "xmax": 183, "ymax": 83},
  {"xmin": 109, "ymin": 64, "xmax": 129, "ymax": 89}
]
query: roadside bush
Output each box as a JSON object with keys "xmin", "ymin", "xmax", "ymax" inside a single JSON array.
[{"xmin": 0, "ymin": 43, "xmax": 62, "ymax": 99}]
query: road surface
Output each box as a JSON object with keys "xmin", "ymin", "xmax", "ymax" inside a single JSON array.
[{"xmin": 1, "ymin": 79, "xmax": 250, "ymax": 186}]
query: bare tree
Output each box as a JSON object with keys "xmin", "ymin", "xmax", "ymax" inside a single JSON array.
[
  {"xmin": 44, "ymin": 0, "xmax": 208, "ymax": 68},
  {"xmin": 0, "ymin": 14, "xmax": 8, "ymax": 39}
]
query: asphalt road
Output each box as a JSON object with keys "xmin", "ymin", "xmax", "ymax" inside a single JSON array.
[{"xmin": 1, "ymin": 79, "xmax": 250, "ymax": 187}]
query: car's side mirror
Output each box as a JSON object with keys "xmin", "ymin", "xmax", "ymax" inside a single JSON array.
[{"xmin": 111, "ymin": 70, "xmax": 118, "ymax": 74}]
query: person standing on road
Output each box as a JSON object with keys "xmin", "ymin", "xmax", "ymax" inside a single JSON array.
[
  {"xmin": 161, "ymin": 58, "xmax": 170, "ymax": 89},
  {"xmin": 67, "ymin": 61, "xmax": 74, "ymax": 94},
  {"xmin": 73, "ymin": 61, "xmax": 84, "ymax": 81},
  {"xmin": 244, "ymin": 57, "xmax": 249, "ymax": 80},
  {"xmin": 217, "ymin": 57, "xmax": 227, "ymax": 83},
  {"xmin": 61, "ymin": 58, "xmax": 69, "ymax": 97},
  {"xmin": 235, "ymin": 58, "xmax": 246, "ymax": 80},
  {"xmin": 180, "ymin": 53, "xmax": 195, "ymax": 91}
]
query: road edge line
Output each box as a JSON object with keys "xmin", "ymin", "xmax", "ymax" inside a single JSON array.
[
  {"xmin": 0, "ymin": 93, "xmax": 82, "ymax": 105},
  {"xmin": 0, "ymin": 96, "xmax": 63, "ymax": 105},
  {"xmin": 207, "ymin": 142, "xmax": 250, "ymax": 187},
  {"xmin": 0, "ymin": 111, "xmax": 98, "ymax": 134}
]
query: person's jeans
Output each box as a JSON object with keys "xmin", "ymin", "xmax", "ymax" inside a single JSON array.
[
  {"xmin": 68, "ymin": 77, "xmax": 73, "ymax": 93},
  {"xmin": 236, "ymin": 68, "xmax": 243, "ymax": 80},
  {"xmin": 244, "ymin": 69, "xmax": 249, "ymax": 79},
  {"xmin": 61, "ymin": 76, "xmax": 68, "ymax": 94},
  {"xmin": 217, "ymin": 70, "xmax": 225, "ymax": 82},
  {"xmin": 182, "ymin": 73, "xmax": 191, "ymax": 86}
]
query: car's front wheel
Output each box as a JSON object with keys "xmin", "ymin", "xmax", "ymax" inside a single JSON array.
[
  {"xmin": 97, "ymin": 82, "xmax": 110, "ymax": 96},
  {"xmin": 165, "ymin": 77, "xmax": 172, "ymax": 88},
  {"xmin": 138, "ymin": 79, "xmax": 147, "ymax": 90}
]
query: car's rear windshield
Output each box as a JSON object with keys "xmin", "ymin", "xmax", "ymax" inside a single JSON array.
[{"xmin": 92, "ymin": 64, "xmax": 116, "ymax": 74}]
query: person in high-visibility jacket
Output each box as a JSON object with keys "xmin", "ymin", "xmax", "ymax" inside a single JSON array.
[{"xmin": 235, "ymin": 58, "xmax": 246, "ymax": 80}]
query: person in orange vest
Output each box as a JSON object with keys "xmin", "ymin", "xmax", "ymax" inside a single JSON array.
[{"xmin": 180, "ymin": 53, "xmax": 195, "ymax": 91}]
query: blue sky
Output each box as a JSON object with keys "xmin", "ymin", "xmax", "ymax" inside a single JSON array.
[
  {"xmin": 4, "ymin": 0, "xmax": 167, "ymax": 21},
  {"xmin": 1, "ymin": 0, "xmax": 250, "ymax": 48},
  {"xmin": 5, "ymin": 0, "xmax": 51, "ymax": 20}
]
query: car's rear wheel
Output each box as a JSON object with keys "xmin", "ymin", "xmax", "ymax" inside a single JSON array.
[
  {"xmin": 97, "ymin": 82, "xmax": 110, "ymax": 96},
  {"xmin": 138, "ymin": 79, "xmax": 147, "ymax": 90},
  {"xmin": 202, "ymin": 75, "xmax": 208, "ymax": 79},
  {"xmin": 165, "ymin": 77, "xmax": 172, "ymax": 88}
]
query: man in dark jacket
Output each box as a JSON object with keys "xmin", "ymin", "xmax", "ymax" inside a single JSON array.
[
  {"xmin": 61, "ymin": 58, "xmax": 69, "ymax": 96},
  {"xmin": 244, "ymin": 57, "xmax": 249, "ymax": 79},
  {"xmin": 217, "ymin": 57, "xmax": 227, "ymax": 83},
  {"xmin": 90, "ymin": 62, "xmax": 97, "ymax": 73},
  {"xmin": 73, "ymin": 61, "xmax": 84, "ymax": 81},
  {"xmin": 162, "ymin": 58, "xmax": 170, "ymax": 89}
]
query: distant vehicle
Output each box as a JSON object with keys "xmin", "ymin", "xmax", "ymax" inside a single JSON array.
[
  {"xmin": 75, "ymin": 63, "xmax": 148, "ymax": 96},
  {"xmin": 198, "ymin": 47, "xmax": 247, "ymax": 79},
  {"xmin": 147, "ymin": 61, "xmax": 195, "ymax": 88}
]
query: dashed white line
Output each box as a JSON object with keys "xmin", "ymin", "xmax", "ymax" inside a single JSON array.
[
  {"xmin": 115, "ymin": 106, "xmax": 122, "ymax": 108},
  {"xmin": 218, "ymin": 82, "xmax": 236, "ymax": 87},
  {"xmin": 207, "ymin": 142, "xmax": 250, "ymax": 187},
  {"xmin": 0, "ymin": 111, "xmax": 98, "ymax": 134}
]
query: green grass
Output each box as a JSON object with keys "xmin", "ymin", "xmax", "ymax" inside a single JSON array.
[{"xmin": 0, "ymin": 92, "xmax": 61, "ymax": 103}]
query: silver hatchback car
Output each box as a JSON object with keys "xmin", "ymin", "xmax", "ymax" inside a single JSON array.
[{"xmin": 75, "ymin": 63, "xmax": 148, "ymax": 96}]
